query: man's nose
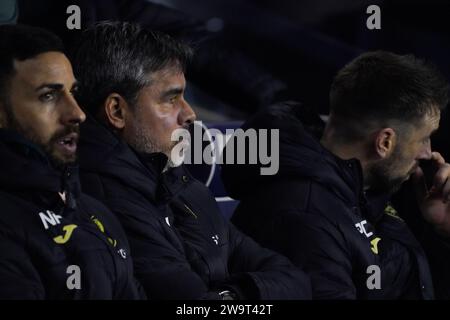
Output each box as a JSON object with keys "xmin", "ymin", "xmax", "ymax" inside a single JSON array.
[
  {"xmin": 61, "ymin": 94, "xmax": 86, "ymax": 125},
  {"xmin": 179, "ymin": 99, "xmax": 196, "ymax": 126},
  {"xmin": 419, "ymin": 139, "xmax": 433, "ymax": 160}
]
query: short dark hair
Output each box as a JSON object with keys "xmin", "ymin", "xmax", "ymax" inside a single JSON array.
[
  {"xmin": 329, "ymin": 51, "xmax": 449, "ymax": 141},
  {"xmin": 72, "ymin": 21, "xmax": 193, "ymax": 114},
  {"xmin": 0, "ymin": 24, "xmax": 64, "ymax": 104}
]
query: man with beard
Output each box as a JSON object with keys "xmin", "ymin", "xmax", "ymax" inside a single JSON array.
[
  {"xmin": 221, "ymin": 51, "xmax": 450, "ymax": 299},
  {"xmin": 0, "ymin": 24, "xmax": 144, "ymax": 299},
  {"xmin": 73, "ymin": 21, "xmax": 311, "ymax": 300}
]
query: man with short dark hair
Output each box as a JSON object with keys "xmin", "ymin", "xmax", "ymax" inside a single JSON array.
[
  {"xmin": 0, "ymin": 24, "xmax": 144, "ymax": 299},
  {"xmin": 222, "ymin": 51, "xmax": 450, "ymax": 299},
  {"xmin": 73, "ymin": 21, "xmax": 311, "ymax": 300}
]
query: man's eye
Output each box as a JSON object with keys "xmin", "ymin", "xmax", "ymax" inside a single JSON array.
[
  {"xmin": 39, "ymin": 91, "xmax": 56, "ymax": 102},
  {"xmin": 169, "ymin": 96, "xmax": 177, "ymax": 103}
]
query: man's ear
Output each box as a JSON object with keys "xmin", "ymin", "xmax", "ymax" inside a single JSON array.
[
  {"xmin": 103, "ymin": 93, "xmax": 130, "ymax": 130},
  {"xmin": 374, "ymin": 128, "xmax": 396, "ymax": 159}
]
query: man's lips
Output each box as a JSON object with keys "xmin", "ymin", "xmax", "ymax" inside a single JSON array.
[{"xmin": 55, "ymin": 132, "xmax": 79, "ymax": 155}]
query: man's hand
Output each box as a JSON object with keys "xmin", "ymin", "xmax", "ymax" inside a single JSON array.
[{"xmin": 412, "ymin": 152, "xmax": 450, "ymax": 236}]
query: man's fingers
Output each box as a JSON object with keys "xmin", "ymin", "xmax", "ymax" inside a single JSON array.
[
  {"xmin": 432, "ymin": 163, "xmax": 450, "ymax": 192},
  {"xmin": 432, "ymin": 151, "xmax": 446, "ymax": 165}
]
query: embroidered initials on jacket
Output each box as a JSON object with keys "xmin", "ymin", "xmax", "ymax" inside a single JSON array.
[{"xmin": 355, "ymin": 219, "xmax": 381, "ymax": 255}]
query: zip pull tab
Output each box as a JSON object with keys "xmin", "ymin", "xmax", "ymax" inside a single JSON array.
[
  {"xmin": 183, "ymin": 204, "xmax": 198, "ymax": 219},
  {"xmin": 58, "ymin": 191, "xmax": 66, "ymax": 204},
  {"xmin": 170, "ymin": 199, "xmax": 198, "ymax": 219}
]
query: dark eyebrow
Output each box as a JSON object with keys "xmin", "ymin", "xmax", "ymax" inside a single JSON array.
[
  {"xmin": 161, "ymin": 88, "xmax": 183, "ymax": 99},
  {"xmin": 35, "ymin": 80, "xmax": 79, "ymax": 92},
  {"xmin": 35, "ymin": 83, "xmax": 64, "ymax": 92}
]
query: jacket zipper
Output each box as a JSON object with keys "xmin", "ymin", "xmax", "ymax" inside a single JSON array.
[{"xmin": 183, "ymin": 203, "xmax": 198, "ymax": 219}]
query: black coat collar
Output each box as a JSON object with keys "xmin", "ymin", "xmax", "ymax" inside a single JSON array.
[{"xmin": 0, "ymin": 129, "xmax": 81, "ymax": 209}]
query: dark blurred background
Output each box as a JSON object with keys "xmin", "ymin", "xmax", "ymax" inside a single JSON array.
[{"xmin": 3, "ymin": 0, "xmax": 450, "ymax": 157}]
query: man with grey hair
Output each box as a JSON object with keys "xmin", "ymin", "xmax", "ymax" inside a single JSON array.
[{"xmin": 73, "ymin": 21, "xmax": 311, "ymax": 300}]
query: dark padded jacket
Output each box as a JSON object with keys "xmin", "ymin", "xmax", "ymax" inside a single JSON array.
[
  {"xmin": 0, "ymin": 130, "xmax": 144, "ymax": 299},
  {"xmin": 222, "ymin": 103, "xmax": 435, "ymax": 299},
  {"xmin": 78, "ymin": 117, "xmax": 311, "ymax": 300}
]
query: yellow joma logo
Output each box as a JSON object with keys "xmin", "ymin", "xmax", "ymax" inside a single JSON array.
[
  {"xmin": 370, "ymin": 237, "xmax": 381, "ymax": 254},
  {"xmin": 91, "ymin": 216, "xmax": 117, "ymax": 247},
  {"xmin": 53, "ymin": 224, "xmax": 78, "ymax": 244}
]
